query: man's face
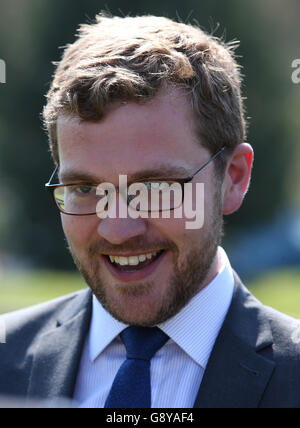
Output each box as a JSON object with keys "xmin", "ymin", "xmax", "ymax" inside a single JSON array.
[{"xmin": 57, "ymin": 89, "xmax": 224, "ymax": 326}]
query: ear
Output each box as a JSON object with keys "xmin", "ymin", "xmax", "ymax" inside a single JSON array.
[{"xmin": 222, "ymin": 143, "xmax": 254, "ymax": 215}]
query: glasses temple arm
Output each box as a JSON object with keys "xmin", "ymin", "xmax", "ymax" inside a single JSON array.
[
  {"xmin": 46, "ymin": 165, "xmax": 59, "ymax": 186},
  {"xmin": 188, "ymin": 146, "xmax": 226, "ymax": 180}
]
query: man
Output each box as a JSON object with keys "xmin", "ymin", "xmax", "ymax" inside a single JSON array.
[{"xmin": 1, "ymin": 13, "xmax": 300, "ymax": 408}]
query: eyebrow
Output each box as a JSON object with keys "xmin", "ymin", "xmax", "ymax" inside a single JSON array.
[{"xmin": 59, "ymin": 164, "xmax": 191, "ymax": 184}]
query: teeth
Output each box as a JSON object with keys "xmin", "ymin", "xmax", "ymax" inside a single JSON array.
[
  {"xmin": 119, "ymin": 257, "xmax": 128, "ymax": 266},
  {"xmin": 109, "ymin": 251, "xmax": 159, "ymax": 266},
  {"xmin": 128, "ymin": 256, "xmax": 139, "ymax": 266}
]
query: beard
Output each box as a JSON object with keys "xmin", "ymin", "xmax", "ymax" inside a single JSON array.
[{"xmin": 68, "ymin": 188, "xmax": 224, "ymax": 326}]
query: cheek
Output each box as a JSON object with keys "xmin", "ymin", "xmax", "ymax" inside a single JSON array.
[
  {"xmin": 160, "ymin": 188, "xmax": 211, "ymax": 235},
  {"xmin": 155, "ymin": 218, "xmax": 201, "ymax": 268},
  {"xmin": 151, "ymin": 216, "xmax": 201, "ymax": 250},
  {"xmin": 61, "ymin": 215, "xmax": 97, "ymax": 250},
  {"xmin": 151, "ymin": 215, "xmax": 185, "ymax": 233}
]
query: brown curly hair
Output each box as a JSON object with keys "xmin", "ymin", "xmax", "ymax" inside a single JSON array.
[{"xmin": 43, "ymin": 13, "xmax": 246, "ymax": 174}]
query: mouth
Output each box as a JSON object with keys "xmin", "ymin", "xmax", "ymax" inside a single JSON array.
[{"xmin": 102, "ymin": 250, "xmax": 166, "ymax": 282}]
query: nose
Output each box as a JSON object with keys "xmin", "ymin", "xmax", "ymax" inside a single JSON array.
[
  {"xmin": 97, "ymin": 217, "xmax": 147, "ymax": 245},
  {"xmin": 97, "ymin": 185, "xmax": 148, "ymax": 244}
]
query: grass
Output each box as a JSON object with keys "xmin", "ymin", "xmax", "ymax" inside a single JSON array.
[
  {"xmin": 248, "ymin": 268, "xmax": 300, "ymax": 319},
  {"xmin": 0, "ymin": 267, "xmax": 300, "ymax": 317},
  {"xmin": 0, "ymin": 271, "xmax": 86, "ymax": 314}
]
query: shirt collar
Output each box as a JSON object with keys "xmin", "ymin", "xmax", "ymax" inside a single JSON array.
[
  {"xmin": 158, "ymin": 247, "xmax": 234, "ymax": 368},
  {"xmin": 89, "ymin": 247, "xmax": 234, "ymax": 367},
  {"xmin": 89, "ymin": 298, "xmax": 127, "ymax": 362}
]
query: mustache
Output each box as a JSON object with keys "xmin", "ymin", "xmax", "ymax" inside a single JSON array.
[{"xmin": 88, "ymin": 236, "xmax": 176, "ymax": 256}]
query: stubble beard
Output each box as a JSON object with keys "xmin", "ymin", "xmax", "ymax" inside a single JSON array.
[{"xmin": 69, "ymin": 192, "xmax": 224, "ymax": 326}]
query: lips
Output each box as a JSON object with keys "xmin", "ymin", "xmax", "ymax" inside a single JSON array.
[
  {"xmin": 102, "ymin": 250, "xmax": 166, "ymax": 282},
  {"xmin": 107, "ymin": 250, "xmax": 163, "ymax": 271}
]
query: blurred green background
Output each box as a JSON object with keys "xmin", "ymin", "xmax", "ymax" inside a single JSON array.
[{"xmin": 0, "ymin": 0, "xmax": 300, "ymax": 315}]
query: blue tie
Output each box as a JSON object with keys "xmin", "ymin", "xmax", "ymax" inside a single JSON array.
[{"xmin": 104, "ymin": 326, "xmax": 169, "ymax": 408}]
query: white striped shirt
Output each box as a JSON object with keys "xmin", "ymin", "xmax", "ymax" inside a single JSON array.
[{"xmin": 73, "ymin": 247, "xmax": 234, "ymax": 408}]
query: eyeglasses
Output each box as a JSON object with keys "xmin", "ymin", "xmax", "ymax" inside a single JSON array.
[{"xmin": 45, "ymin": 146, "xmax": 226, "ymax": 216}]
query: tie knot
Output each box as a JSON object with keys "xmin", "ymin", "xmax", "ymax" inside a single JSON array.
[{"xmin": 121, "ymin": 326, "xmax": 169, "ymax": 361}]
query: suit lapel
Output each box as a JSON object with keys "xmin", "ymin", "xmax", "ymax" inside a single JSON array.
[
  {"xmin": 194, "ymin": 275, "xmax": 276, "ymax": 408},
  {"xmin": 27, "ymin": 289, "xmax": 92, "ymax": 401}
]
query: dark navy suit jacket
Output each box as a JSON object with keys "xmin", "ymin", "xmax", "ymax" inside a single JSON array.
[{"xmin": 1, "ymin": 273, "xmax": 300, "ymax": 408}]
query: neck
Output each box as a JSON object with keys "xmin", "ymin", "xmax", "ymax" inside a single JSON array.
[{"xmin": 201, "ymin": 246, "xmax": 224, "ymax": 291}]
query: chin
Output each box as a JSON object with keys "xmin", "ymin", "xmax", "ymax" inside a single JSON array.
[{"xmin": 99, "ymin": 283, "xmax": 170, "ymax": 326}]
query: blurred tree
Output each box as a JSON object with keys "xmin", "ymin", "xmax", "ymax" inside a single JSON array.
[{"xmin": 0, "ymin": 0, "xmax": 299, "ymax": 269}]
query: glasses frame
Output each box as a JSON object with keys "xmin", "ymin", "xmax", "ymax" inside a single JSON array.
[{"xmin": 45, "ymin": 145, "xmax": 226, "ymax": 216}]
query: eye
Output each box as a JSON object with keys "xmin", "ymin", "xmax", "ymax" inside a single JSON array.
[
  {"xmin": 69, "ymin": 185, "xmax": 95, "ymax": 195},
  {"xmin": 145, "ymin": 181, "xmax": 173, "ymax": 191},
  {"xmin": 79, "ymin": 185, "xmax": 94, "ymax": 193},
  {"xmin": 150, "ymin": 182, "xmax": 161, "ymax": 190},
  {"xmin": 142, "ymin": 181, "xmax": 164, "ymax": 190}
]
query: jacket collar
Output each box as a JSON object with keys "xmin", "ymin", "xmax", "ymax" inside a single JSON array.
[
  {"xmin": 194, "ymin": 272, "xmax": 275, "ymax": 408},
  {"xmin": 27, "ymin": 289, "xmax": 92, "ymax": 402}
]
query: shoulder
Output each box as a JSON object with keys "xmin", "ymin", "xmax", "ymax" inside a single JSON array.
[
  {"xmin": 228, "ymin": 274, "xmax": 300, "ymax": 406},
  {"xmin": 1, "ymin": 289, "xmax": 91, "ymax": 350},
  {"xmin": 262, "ymin": 304, "xmax": 300, "ymax": 355},
  {"xmin": 231, "ymin": 272, "xmax": 300, "ymax": 358},
  {"xmin": 257, "ymin": 305, "xmax": 300, "ymax": 407},
  {"xmin": 0, "ymin": 289, "xmax": 92, "ymax": 398}
]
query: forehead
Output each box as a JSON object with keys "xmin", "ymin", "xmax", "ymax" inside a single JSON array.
[{"xmin": 57, "ymin": 89, "xmax": 206, "ymax": 180}]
